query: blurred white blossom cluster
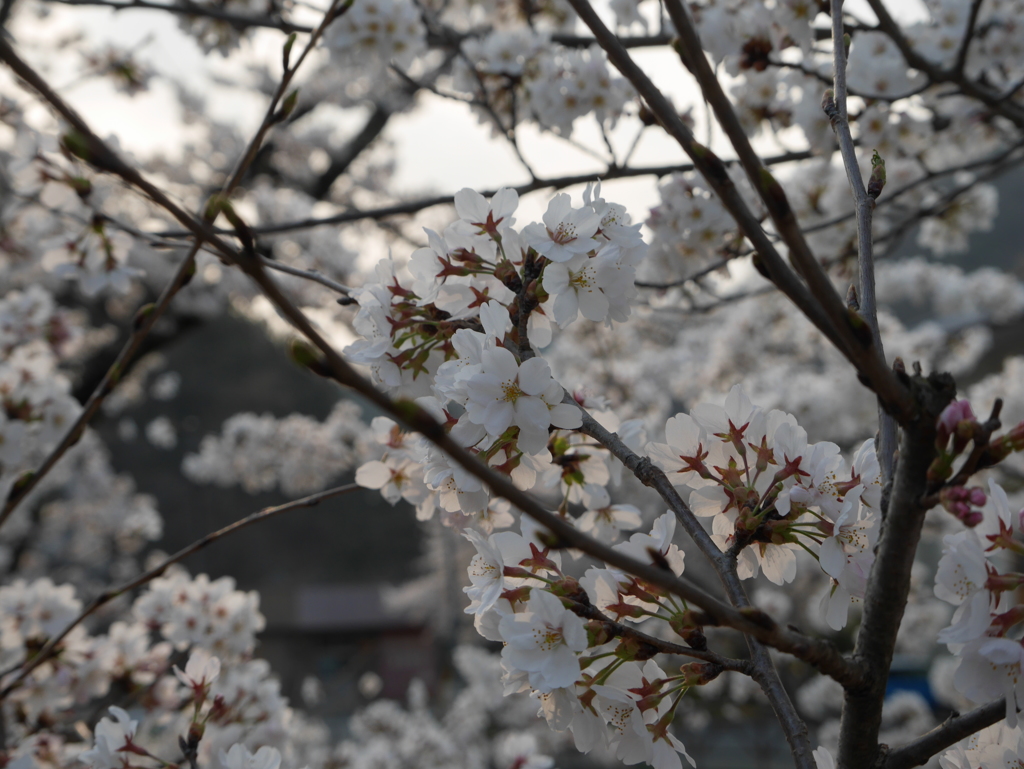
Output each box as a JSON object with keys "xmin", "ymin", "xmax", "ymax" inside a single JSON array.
[
  {"xmin": 453, "ymin": 36, "xmax": 633, "ymax": 136},
  {"xmin": 0, "ymin": 284, "xmax": 88, "ymax": 499},
  {"xmin": 334, "ymin": 647, "xmax": 562, "ymax": 769},
  {"xmin": 183, "ymin": 401, "xmax": 367, "ymax": 495},
  {"xmin": 324, "ymin": 0, "xmax": 427, "ymax": 75},
  {"xmin": 6, "ymin": 126, "xmax": 140, "ymax": 296}
]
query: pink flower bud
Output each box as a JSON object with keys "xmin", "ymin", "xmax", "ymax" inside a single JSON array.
[
  {"xmin": 968, "ymin": 487, "xmax": 987, "ymax": 506},
  {"xmin": 961, "ymin": 510, "xmax": 984, "ymax": 527},
  {"xmin": 938, "ymin": 400, "xmax": 976, "ymax": 433}
]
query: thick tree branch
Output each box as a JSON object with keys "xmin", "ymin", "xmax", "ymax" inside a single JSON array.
[
  {"xmin": 565, "ymin": 0, "xmax": 914, "ymax": 432},
  {"xmin": 881, "ymin": 699, "xmax": 1008, "ymax": 769},
  {"xmin": 310, "ymin": 103, "xmax": 394, "ymax": 199},
  {"xmin": 660, "ymin": 0, "xmax": 914, "ymax": 430},
  {"xmin": 837, "ymin": 373, "xmax": 955, "ymax": 769}
]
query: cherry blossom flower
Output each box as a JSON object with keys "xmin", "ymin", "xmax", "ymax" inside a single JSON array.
[
  {"xmin": 542, "ymin": 253, "xmax": 612, "ymax": 327},
  {"xmin": 954, "ymin": 637, "xmax": 1024, "ymax": 728},
  {"xmin": 499, "ymin": 589, "xmax": 587, "ymax": 692},
  {"xmin": 522, "ymin": 194, "xmax": 601, "ymax": 263},
  {"xmin": 463, "ymin": 529, "xmax": 531, "ymax": 615},
  {"xmin": 464, "ymin": 347, "xmax": 581, "ymax": 452},
  {"xmin": 576, "ymin": 487, "xmax": 642, "ymax": 544},
  {"xmin": 79, "ymin": 706, "xmax": 137, "ymax": 769},
  {"xmin": 173, "ymin": 647, "xmax": 221, "ymax": 691},
  {"xmin": 453, "ymin": 187, "xmax": 518, "ymax": 240},
  {"xmin": 934, "ymin": 530, "xmax": 993, "ymax": 644},
  {"xmin": 615, "ymin": 512, "xmax": 685, "ymax": 576}
]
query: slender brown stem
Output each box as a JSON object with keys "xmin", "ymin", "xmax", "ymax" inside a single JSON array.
[
  {"xmin": 0, "ymin": 483, "xmax": 359, "ymax": 698},
  {"xmin": 566, "ymin": 596, "xmax": 753, "ymax": 673}
]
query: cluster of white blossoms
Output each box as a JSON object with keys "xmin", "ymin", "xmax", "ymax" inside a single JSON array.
[
  {"xmin": 8, "ymin": 126, "xmax": 140, "ymax": 296},
  {"xmin": 525, "ymin": 45, "xmax": 634, "ymax": 135},
  {"xmin": 133, "ymin": 570, "xmax": 266, "ymax": 658},
  {"xmin": 350, "ymin": 186, "xmax": 649, "ymax": 524},
  {"xmin": 0, "ymin": 572, "xmax": 314, "ymax": 769},
  {"xmin": 334, "ymin": 647, "xmax": 561, "ymax": 769},
  {"xmin": 941, "ymin": 721, "xmax": 1024, "ymax": 769},
  {"xmin": 324, "ymin": 0, "xmax": 427, "ymax": 74},
  {"xmin": 182, "ymin": 402, "xmax": 366, "ymax": 496},
  {"xmin": 646, "ymin": 172, "xmax": 740, "ymax": 273},
  {"xmin": 77, "ymin": 648, "xmax": 296, "ymax": 769},
  {"xmin": 648, "ymin": 385, "xmax": 883, "ymax": 630},
  {"xmin": 924, "ymin": 400, "xmax": 1024, "ymax": 729},
  {"xmin": 0, "ymin": 285, "xmax": 86, "ymax": 501},
  {"xmin": 460, "ymin": 513, "xmax": 699, "ymax": 769},
  {"xmin": 453, "ymin": 36, "xmax": 633, "ymax": 136}
]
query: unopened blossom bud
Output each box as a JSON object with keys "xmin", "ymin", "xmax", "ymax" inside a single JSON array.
[
  {"xmin": 969, "ymin": 487, "xmax": 987, "ymax": 506},
  {"xmin": 678, "ymin": 661, "xmax": 723, "ymax": 687},
  {"xmin": 669, "ymin": 611, "xmax": 706, "ymax": 650},
  {"xmin": 549, "ymin": 576, "xmax": 586, "ymax": 603},
  {"xmin": 867, "ymin": 150, "xmax": 886, "ymax": 201},
  {"xmin": 941, "ymin": 487, "xmax": 984, "ymax": 526},
  {"xmin": 821, "ymin": 89, "xmax": 838, "ymax": 125},
  {"xmin": 937, "ymin": 400, "xmax": 977, "ymax": 452},
  {"xmin": 614, "ymin": 635, "xmax": 659, "ymax": 661},
  {"xmin": 585, "ymin": 620, "xmax": 615, "ymax": 647},
  {"xmin": 927, "ymin": 451, "xmax": 954, "ymax": 484},
  {"xmin": 989, "ymin": 420, "xmax": 1024, "ymax": 462}
]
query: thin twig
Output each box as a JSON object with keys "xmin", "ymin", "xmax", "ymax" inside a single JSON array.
[
  {"xmin": 566, "ymin": 596, "xmax": 752, "ymax": 673},
  {"xmin": 634, "ymin": 257, "xmax": 731, "ymax": 289},
  {"xmin": 953, "ymin": 0, "xmax": 985, "ymax": 76},
  {"xmin": 258, "ymin": 255, "xmax": 352, "ymax": 296},
  {"xmin": 827, "ymin": 0, "xmax": 898, "ymax": 487},
  {"xmin": 0, "ymin": 484, "xmax": 359, "ymax": 697},
  {"xmin": 155, "ymin": 150, "xmax": 816, "ymax": 239},
  {"xmin": 43, "ymin": 0, "xmax": 311, "ymax": 31}
]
